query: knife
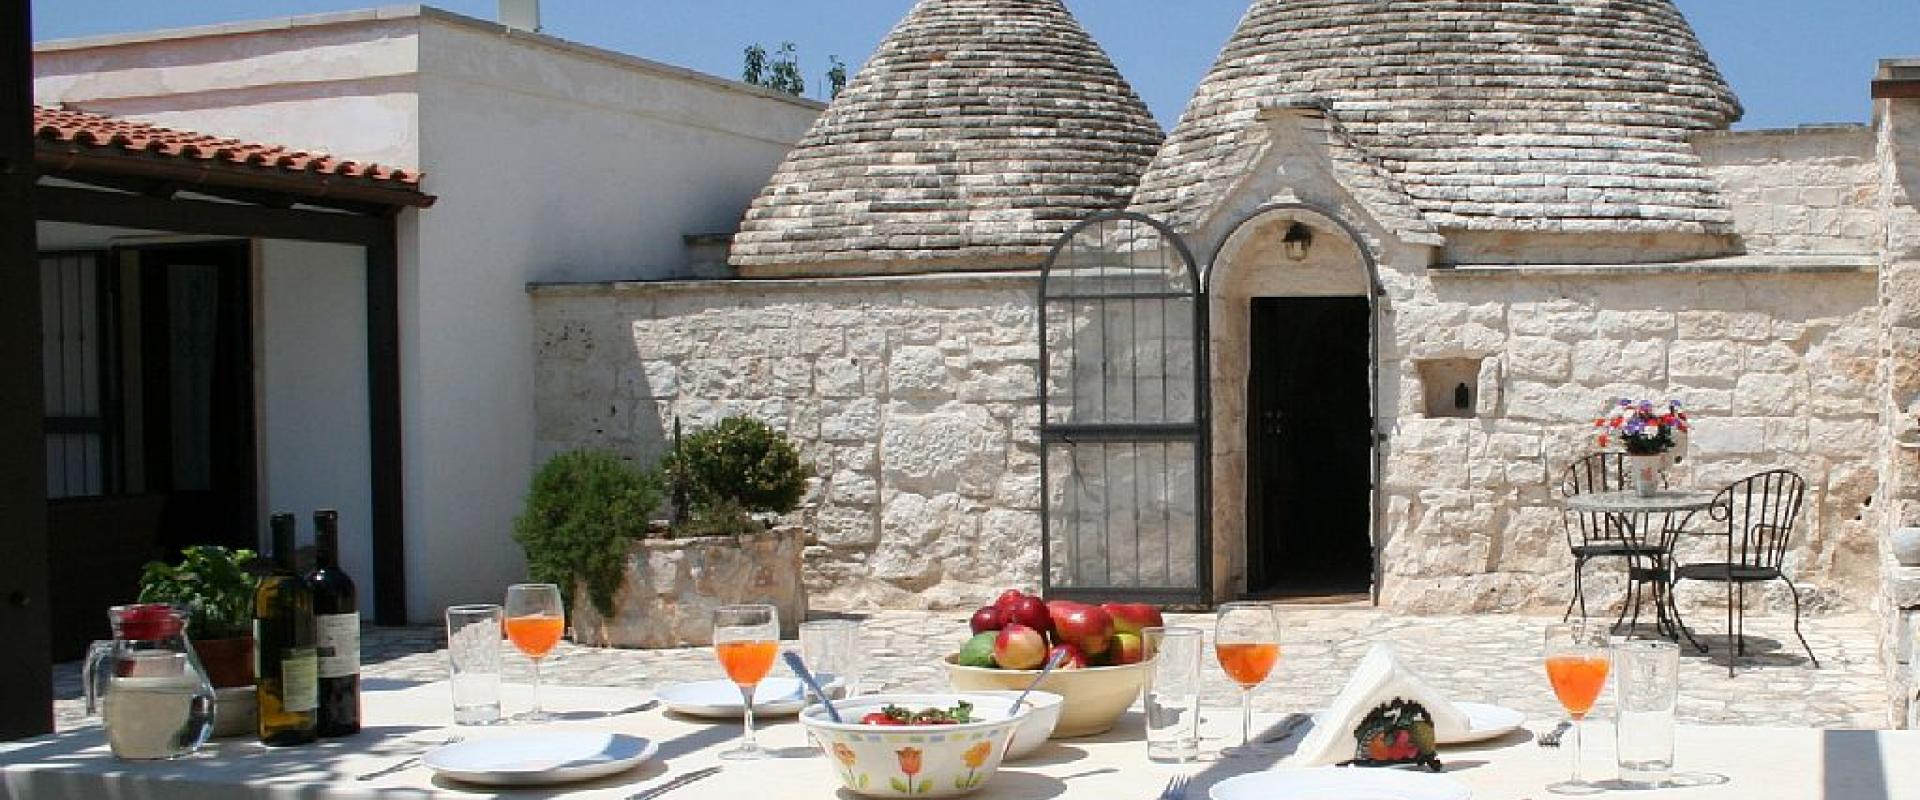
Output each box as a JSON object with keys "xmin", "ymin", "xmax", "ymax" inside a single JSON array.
[{"xmin": 625, "ymin": 766, "xmax": 722, "ymax": 800}]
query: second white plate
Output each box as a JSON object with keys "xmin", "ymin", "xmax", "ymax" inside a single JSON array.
[
  {"xmin": 1210, "ymin": 767, "xmax": 1471, "ymax": 800},
  {"xmin": 656, "ymin": 677, "xmax": 808, "ymax": 718},
  {"xmin": 422, "ymin": 731, "xmax": 655, "ymax": 786}
]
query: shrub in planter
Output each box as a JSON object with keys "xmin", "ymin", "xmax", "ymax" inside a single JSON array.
[
  {"xmin": 138, "ymin": 546, "xmax": 259, "ymax": 688},
  {"xmin": 513, "ymin": 450, "xmax": 664, "ymax": 618},
  {"xmin": 663, "ymin": 416, "xmax": 812, "ymax": 533}
]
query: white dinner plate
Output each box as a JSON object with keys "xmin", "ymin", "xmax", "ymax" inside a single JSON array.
[
  {"xmin": 422, "ymin": 731, "xmax": 656, "ymax": 786},
  {"xmin": 1210, "ymin": 767, "xmax": 1471, "ymax": 800},
  {"xmin": 1313, "ymin": 702, "xmax": 1525, "ymax": 745},
  {"xmin": 655, "ymin": 677, "xmax": 808, "ymax": 718}
]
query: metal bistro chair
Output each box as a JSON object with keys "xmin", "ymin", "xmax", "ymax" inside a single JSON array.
[
  {"xmin": 1558, "ymin": 453, "xmax": 1669, "ymax": 628},
  {"xmin": 1670, "ymin": 469, "xmax": 1818, "ymax": 676}
]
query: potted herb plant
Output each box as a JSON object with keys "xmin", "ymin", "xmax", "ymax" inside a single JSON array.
[
  {"xmin": 138, "ymin": 545, "xmax": 259, "ymax": 688},
  {"xmin": 555, "ymin": 416, "xmax": 813, "ymax": 648}
]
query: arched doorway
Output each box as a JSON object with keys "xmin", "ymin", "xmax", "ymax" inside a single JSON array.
[{"xmin": 1207, "ymin": 203, "xmax": 1383, "ymax": 601}]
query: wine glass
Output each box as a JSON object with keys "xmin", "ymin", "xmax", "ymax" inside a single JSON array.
[
  {"xmin": 713, "ymin": 604, "xmax": 780, "ymax": 761},
  {"xmin": 1544, "ymin": 622, "xmax": 1613, "ymax": 795},
  {"xmin": 503, "ymin": 584, "xmax": 565, "ymax": 723},
  {"xmin": 1214, "ymin": 602, "xmax": 1282, "ymax": 757}
]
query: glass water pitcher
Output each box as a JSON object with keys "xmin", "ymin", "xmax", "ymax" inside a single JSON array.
[{"xmin": 83, "ymin": 604, "xmax": 217, "ymax": 760}]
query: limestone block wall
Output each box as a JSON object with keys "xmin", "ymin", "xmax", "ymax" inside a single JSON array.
[
  {"xmin": 1383, "ymin": 267, "xmax": 1885, "ymax": 613},
  {"xmin": 1696, "ymin": 126, "xmax": 1883, "ymax": 256},
  {"xmin": 529, "ymin": 274, "xmax": 1047, "ymax": 609}
]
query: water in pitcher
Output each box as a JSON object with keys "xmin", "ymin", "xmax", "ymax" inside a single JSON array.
[{"xmin": 102, "ymin": 669, "xmax": 215, "ymax": 760}]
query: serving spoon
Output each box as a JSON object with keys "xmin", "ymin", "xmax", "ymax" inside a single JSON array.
[
  {"xmin": 1011, "ymin": 648, "xmax": 1070, "ymax": 715},
  {"xmin": 781, "ymin": 650, "xmax": 843, "ymax": 723}
]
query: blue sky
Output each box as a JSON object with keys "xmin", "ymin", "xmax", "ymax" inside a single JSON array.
[{"xmin": 31, "ymin": 1, "xmax": 1920, "ymax": 130}]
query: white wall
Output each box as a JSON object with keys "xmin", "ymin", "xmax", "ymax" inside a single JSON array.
[
  {"xmin": 399, "ymin": 16, "xmax": 820, "ymax": 617},
  {"xmin": 34, "ymin": 7, "xmax": 822, "ymax": 620},
  {"xmin": 256, "ymin": 239, "xmax": 375, "ymax": 612}
]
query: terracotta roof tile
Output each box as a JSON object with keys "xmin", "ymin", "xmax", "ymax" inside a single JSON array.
[{"xmin": 33, "ymin": 105, "xmax": 423, "ymax": 188}]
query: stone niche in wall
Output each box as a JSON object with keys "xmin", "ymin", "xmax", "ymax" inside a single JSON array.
[{"xmin": 1417, "ymin": 358, "xmax": 1484, "ymax": 419}]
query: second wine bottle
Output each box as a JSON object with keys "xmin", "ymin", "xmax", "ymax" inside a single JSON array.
[
  {"xmin": 308, "ymin": 509, "xmax": 361, "ymax": 737},
  {"xmin": 255, "ymin": 513, "xmax": 318, "ymax": 746}
]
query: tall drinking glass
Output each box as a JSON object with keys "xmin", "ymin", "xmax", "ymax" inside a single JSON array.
[
  {"xmin": 1214, "ymin": 602, "xmax": 1282, "ymax": 757},
  {"xmin": 799, "ymin": 619, "xmax": 862, "ymax": 700},
  {"xmin": 1144, "ymin": 626, "xmax": 1204, "ymax": 763},
  {"xmin": 503, "ymin": 584, "xmax": 565, "ymax": 723},
  {"xmin": 445, "ymin": 604, "xmax": 505, "ymax": 726},
  {"xmin": 1543, "ymin": 623, "xmax": 1612, "ymax": 795},
  {"xmin": 1614, "ymin": 640, "xmax": 1679, "ymax": 788},
  {"xmin": 714, "ymin": 604, "xmax": 780, "ymax": 761}
]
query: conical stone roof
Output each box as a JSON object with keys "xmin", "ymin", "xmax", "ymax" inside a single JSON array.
[
  {"xmin": 730, "ymin": 0, "xmax": 1164, "ymax": 275},
  {"xmin": 1132, "ymin": 0, "xmax": 1744, "ymax": 237}
]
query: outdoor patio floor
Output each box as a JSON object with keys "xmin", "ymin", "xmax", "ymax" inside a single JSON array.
[{"xmin": 51, "ymin": 608, "xmax": 1892, "ymax": 732}]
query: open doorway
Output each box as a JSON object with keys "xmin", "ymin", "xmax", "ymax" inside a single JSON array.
[{"xmin": 1245, "ymin": 296, "xmax": 1373, "ymax": 597}]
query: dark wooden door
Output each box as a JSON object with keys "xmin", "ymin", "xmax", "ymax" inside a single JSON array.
[
  {"xmin": 1246, "ymin": 297, "xmax": 1373, "ymax": 596},
  {"xmin": 137, "ymin": 243, "xmax": 256, "ymax": 554}
]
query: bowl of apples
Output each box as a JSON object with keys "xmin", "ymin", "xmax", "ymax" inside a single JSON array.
[{"xmin": 942, "ymin": 590, "xmax": 1161, "ymax": 737}]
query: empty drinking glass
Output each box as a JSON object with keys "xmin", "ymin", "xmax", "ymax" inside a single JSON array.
[
  {"xmin": 1143, "ymin": 626, "xmax": 1204, "ymax": 763},
  {"xmin": 798, "ymin": 619, "xmax": 862, "ymax": 699},
  {"xmin": 1615, "ymin": 640, "xmax": 1680, "ymax": 788},
  {"xmin": 445, "ymin": 604, "xmax": 504, "ymax": 726}
]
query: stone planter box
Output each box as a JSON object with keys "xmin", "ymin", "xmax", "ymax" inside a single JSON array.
[{"xmin": 570, "ymin": 526, "xmax": 806, "ymax": 648}]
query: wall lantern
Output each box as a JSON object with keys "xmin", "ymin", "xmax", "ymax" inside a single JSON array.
[{"xmin": 1282, "ymin": 222, "xmax": 1314, "ymax": 261}]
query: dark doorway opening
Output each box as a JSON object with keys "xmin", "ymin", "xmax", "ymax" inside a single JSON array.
[
  {"xmin": 136, "ymin": 242, "xmax": 257, "ymax": 555},
  {"xmin": 1246, "ymin": 296, "xmax": 1373, "ymax": 597}
]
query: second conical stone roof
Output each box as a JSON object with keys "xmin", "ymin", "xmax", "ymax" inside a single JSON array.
[{"xmin": 730, "ymin": 0, "xmax": 1164, "ymax": 276}]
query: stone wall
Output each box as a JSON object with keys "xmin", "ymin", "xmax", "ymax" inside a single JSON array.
[
  {"xmin": 1696, "ymin": 126, "xmax": 1884, "ymax": 256},
  {"xmin": 532, "ymin": 259, "xmax": 1886, "ymax": 616},
  {"xmin": 530, "ymin": 274, "xmax": 1047, "ymax": 609}
]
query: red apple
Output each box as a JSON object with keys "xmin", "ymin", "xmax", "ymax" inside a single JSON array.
[
  {"xmin": 1100, "ymin": 603, "xmax": 1164, "ymax": 637},
  {"xmin": 1109, "ymin": 632, "xmax": 1145, "ymax": 665},
  {"xmin": 1008, "ymin": 595, "xmax": 1053, "ymax": 636},
  {"xmin": 970, "ymin": 605, "xmax": 1006, "ymax": 634},
  {"xmin": 1045, "ymin": 643, "xmax": 1086, "ymax": 670},
  {"xmin": 993, "ymin": 623, "xmax": 1047, "ymax": 670},
  {"xmin": 1049, "ymin": 602, "xmax": 1114, "ymax": 656},
  {"xmin": 993, "ymin": 589, "xmax": 1027, "ymax": 617}
]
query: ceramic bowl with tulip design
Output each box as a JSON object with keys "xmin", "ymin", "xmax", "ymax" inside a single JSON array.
[{"xmin": 799, "ymin": 694, "xmax": 1028, "ymax": 798}]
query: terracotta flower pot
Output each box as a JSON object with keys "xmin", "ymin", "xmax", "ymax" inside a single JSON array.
[{"xmin": 193, "ymin": 637, "xmax": 255, "ymax": 689}]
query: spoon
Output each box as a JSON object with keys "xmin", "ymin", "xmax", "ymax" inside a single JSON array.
[
  {"xmin": 1012, "ymin": 648, "xmax": 1070, "ymax": 714},
  {"xmin": 781, "ymin": 650, "xmax": 843, "ymax": 723}
]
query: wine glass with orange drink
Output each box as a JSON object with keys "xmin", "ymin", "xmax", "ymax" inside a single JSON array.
[
  {"xmin": 713, "ymin": 604, "xmax": 780, "ymax": 761},
  {"xmin": 1215, "ymin": 602, "xmax": 1282, "ymax": 757},
  {"xmin": 1543, "ymin": 622, "xmax": 1612, "ymax": 795},
  {"xmin": 503, "ymin": 583, "xmax": 565, "ymax": 722}
]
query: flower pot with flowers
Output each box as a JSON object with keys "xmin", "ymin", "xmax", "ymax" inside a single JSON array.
[{"xmin": 1594, "ymin": 399, "xmax": 1689, "ymax": 497}]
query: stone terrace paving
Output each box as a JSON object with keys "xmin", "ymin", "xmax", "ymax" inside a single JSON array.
[{"xmin": 52, "ymin": 608, "xmax": 1888, "ymax": 733}]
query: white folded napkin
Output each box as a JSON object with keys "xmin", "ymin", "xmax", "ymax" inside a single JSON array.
[{"xmin": 1286, "ymin": 641, "xmax": 1469, "ymax": 767}]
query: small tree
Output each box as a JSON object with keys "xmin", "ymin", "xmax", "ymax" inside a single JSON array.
[
  {"xmin": 664, "ymin": 416, "xmax": 811, "ymax": 535},
  {"xmin": 513, "ymin": 450, "xmax": 663, "ymax": 617},
  {"xmin": 743, "ymin": 42, "xmax": 806, "ymax": 96},
  {"xmin": 826, "ymin": 55, "xmax": 848, "ymax": 99}
]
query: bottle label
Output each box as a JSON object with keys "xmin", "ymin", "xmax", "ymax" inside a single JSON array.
[
  {"xmin": 282, "ymin": 650, "xmax": 318, "ymax": 713},
  {"xmin": 315, "ymin": 613, "xmax": 361, "ymax": 679}
]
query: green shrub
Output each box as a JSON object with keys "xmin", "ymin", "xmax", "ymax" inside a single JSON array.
[
  {"xmin": 513, "ymin": 450, "xmax": 664, "ymax": 618},
  {"xmin": 664, "ymin": 416, "xmax": 811, "ymax": 516},
  {"xmin": 138, "ymin": 546, "xmax": 259, "ymax": 640},
  {"xmin": 674, "ymin": 497, "xmax": 759, "ymax": 539}
]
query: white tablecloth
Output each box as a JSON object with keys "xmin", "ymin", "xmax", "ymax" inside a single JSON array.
[{"xmin": 5, "ymin": 681, "xmax": 1918, "ymax": 799}]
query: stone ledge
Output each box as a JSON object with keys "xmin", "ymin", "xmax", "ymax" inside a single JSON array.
[
  {"xmin": 1897, "ymin": 567, "xmax": 1920, "ymax": 611},
  {"xmin": 527, "ymin": 270, "xmax": 1042, "ymax": 296},
  {"xmin": 1432, "ymin": 254, "xmax": 1878, "ymax": 277}
]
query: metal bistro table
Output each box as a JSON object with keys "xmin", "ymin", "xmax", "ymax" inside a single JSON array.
[{"xmin": 1562, "ymin": 489, "xmax": 1722, "ymax": 640}]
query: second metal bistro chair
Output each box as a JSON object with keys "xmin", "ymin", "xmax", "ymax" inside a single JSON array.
[
  {"xmin": 1558, "ymin": 453, "xmax": 1666, "ymax": 625},
  {"xmin": 1670, "ymin": 469, "xmax": 1818, "ymax": 676}
]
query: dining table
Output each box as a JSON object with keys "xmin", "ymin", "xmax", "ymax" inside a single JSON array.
[{"xmin": 4, "ymin": 681, "xmax": 1918, "ymax": 799}]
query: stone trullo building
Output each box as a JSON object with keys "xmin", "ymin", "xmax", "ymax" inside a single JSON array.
[{"xmin": 532, "ymin": 0, "xmax": 1919, "ymax": 650}]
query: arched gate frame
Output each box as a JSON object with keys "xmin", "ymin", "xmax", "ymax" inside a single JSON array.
[{"xmin": 1038, "ymin": 213, "xmax": 1211, "ymax": 605}]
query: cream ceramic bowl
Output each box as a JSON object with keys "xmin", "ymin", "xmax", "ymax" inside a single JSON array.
[
  {"xmin": 958, "ymin": 690, "xmax": 1062, "ymax": 760},
  {"xmin": 799, "ymin": 693, "xmax": 1028, "ymax": 798},
  {"xmin": 942, "ymin": 656, "xmax": 1148, "ymax": 737}
]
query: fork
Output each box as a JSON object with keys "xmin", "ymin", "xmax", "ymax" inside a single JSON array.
[
  {"xmin": 1158, "ymin": 774, "xmax": 1190, "ymax": 800},
  {"xmin": 355, "ymin": 735, "xmax": 464, "ymax": 781},
  {"xmin": 1537, "ymin": 720, "xmax": 1572, "ymax": 748},
  {"xmin": 626, "ymin": 766, "xmax": 722, "ymax": 800}
]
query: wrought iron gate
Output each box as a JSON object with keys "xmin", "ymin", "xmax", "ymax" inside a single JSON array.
[{"xmin": 1038, "ymin": 213, "xmax": 1210, "ymax": 604}]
